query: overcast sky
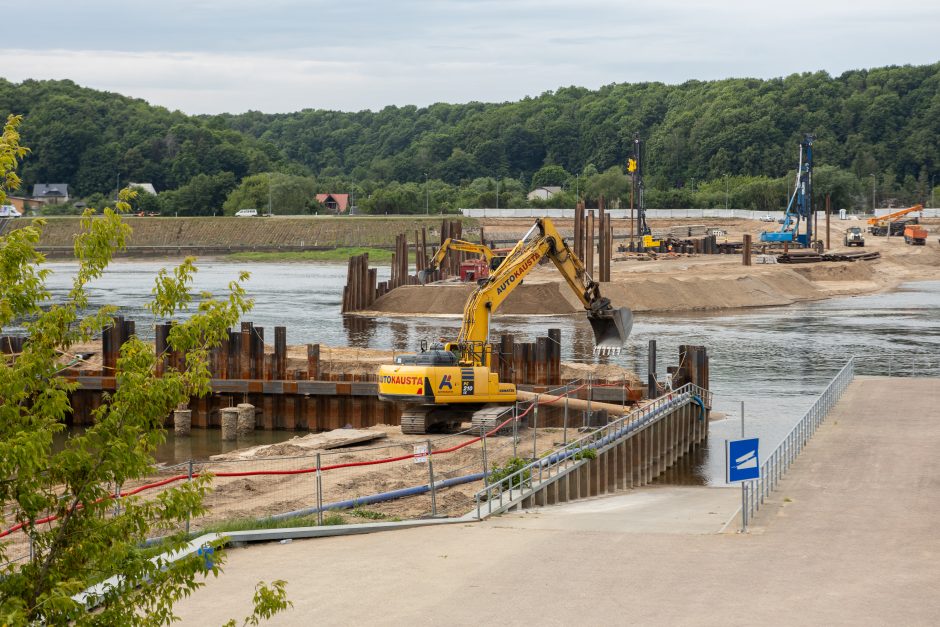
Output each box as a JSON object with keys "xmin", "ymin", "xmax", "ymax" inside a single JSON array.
[{"xmin": 2, "ymin": 0, "xmax": 938, "ymax": 114}]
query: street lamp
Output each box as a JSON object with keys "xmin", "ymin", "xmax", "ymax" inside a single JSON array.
[{"xmin": 425, "ymin": 172, "xmax": 429, "ymax": 215}]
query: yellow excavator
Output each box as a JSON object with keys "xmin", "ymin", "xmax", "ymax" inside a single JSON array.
[
  {"xmin": 379, "ymin": 217, "xmax": 633, "ymax": 434},
  {"xmin": 417, "ymin": 238, "xmax": 505, "ymax": 284}
]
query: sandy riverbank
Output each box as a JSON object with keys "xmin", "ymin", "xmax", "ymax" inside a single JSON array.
[{"xmin": 358, "ymin": 218, "xmax": 940, "ymax": 316}]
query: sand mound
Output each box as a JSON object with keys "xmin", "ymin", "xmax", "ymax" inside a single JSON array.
[
  {"xmin": 369, "ymin": 283, "xmax": 582, "ymax": 315},
  {"xmin": 366, "ymin": 269, "xmax": 829, "ymax": 316}
]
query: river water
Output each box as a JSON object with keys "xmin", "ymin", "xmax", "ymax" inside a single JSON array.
[{"xmin": 33, "ymin": 261, "xmax": 940, "ymax": 484}]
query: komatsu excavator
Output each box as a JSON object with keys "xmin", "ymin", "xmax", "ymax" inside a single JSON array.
[
  {"xmin": 378, "ymin": 217, "xmax": 633, "ymax": 434},
  {"xmin": 417, "ymin": 238, "xmax": 506, "ymax": 284}
]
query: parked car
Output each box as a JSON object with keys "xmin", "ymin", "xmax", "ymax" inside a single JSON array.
[
  {"xmin": 0, "ymin": 205, "xmax": 22, "ymax": 217},
  {"xmin": 759, "ymin": 215, "xmax": 775, "ymax": 222},
  {"xmin": 234, "ymin": 208, "xmax": 258, "ymax": 217}
]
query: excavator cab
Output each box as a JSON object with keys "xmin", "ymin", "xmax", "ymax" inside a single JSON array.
[{"xmin": 589, "ymin": 307, "xmax": 634, "ymax": 356}]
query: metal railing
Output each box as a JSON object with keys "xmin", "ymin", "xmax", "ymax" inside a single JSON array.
[
  {"xmin": 474, "ymin": 382, "xmax": 711, "ymax": 519},
  {"xmin": 742, "ymin": 358, "xmax": 855, "ymax": 524},
  {"xmin": 742, "ymin": 351, "xmax": 940, "ymax": 525}
]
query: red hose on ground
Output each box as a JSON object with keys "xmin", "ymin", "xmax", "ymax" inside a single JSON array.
[{"xmin": 0, "ymin": 398, "xmax": 546, "ymax": 539}]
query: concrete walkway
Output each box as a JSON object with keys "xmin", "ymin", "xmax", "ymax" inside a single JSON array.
[{"xmin": 171, "ymin": 377, "xmax": 940, "ymax": 626}]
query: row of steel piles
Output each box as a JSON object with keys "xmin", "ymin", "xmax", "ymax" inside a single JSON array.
[
  {"xmin": 573, "ymin": 202, "xmax": 612, "ymax": 282},
  {"xmin": 493, "ymin": 329, "xmax": 562, "ymax": 386},
  {"xmin": 343, "ymin": 222, "xmax": 460, "ymax": 313},
  {"xmin": 341, "ymin": 253, "xmax": 378, "ymax": 313},
  {"xmin": 154, "ymin": 320, "xmax": 320, "ymax": 381},
  {"xmin": 669, "ymin": 344, "xmax": 710, "ymax": 407},
  {"xmin": 102, "ymin": 316, "xmax": 136, "ymax": 372}
]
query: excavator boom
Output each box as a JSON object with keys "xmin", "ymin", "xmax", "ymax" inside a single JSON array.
[
  {"xmin": 457, "ymin": 218, "xmax": 632, "ymax": 356},
  {"xmin": 377, "ymin": 217, "xmax": 632, "ymax": 434},
  {"xmin": 867, "ymin": 204, "xmax": 923, "ymax": 226},
  {"xmin": 417, "ymin": 238, "xmax": 497, "ymax": 284}
]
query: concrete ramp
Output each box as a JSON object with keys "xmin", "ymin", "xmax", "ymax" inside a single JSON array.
[{"xmin": 494, "ymin": 486, "xmax": 739, "ymax": 534}]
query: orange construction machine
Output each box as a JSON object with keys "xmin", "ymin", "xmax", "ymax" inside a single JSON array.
[
  {"xmin": 868, "ymin": 204, "xmax": 923, "ymax": 236},
  {"xmin": 903, "ymin": 225, "xmax": 928, "ymax": 246}
]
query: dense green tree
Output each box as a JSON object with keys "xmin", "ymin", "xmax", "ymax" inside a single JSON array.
[
  {"xmin": 585, "ymin": 166, "xmax": 629, "ymax": 206},
  {"xmin": 530, "ymin": 165, "xmax": 570, "ymax": 189},
  {"xmin": 0, "ymin": 114, "xmax": 291, "ymax": 625},
  {"xmin": 160, "ymin": 171, "xmax": 237, "ymax": 216},
  {"xmin": 3, "ymin": 62, "xmax": 940, "ymax": 212},
  {"xmin": 223, "ymin": 172, "xmax": 316, "ymax": 215}
]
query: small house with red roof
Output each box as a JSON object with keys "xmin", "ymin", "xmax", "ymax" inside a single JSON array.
[{"xmin": 315, "ymin": 193, "xmax": 350, "ymax": 214}]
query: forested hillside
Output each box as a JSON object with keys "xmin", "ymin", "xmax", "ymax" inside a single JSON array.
[
  {"xmin": 1, "ymin": 62, "xmax": 938, "ymax": 214},
  {"xmin": 221, "ymin": 64, "xmax": 940, "ymax": 189}
]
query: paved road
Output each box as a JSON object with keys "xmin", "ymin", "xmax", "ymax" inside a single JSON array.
[{"xmin": 172, "ymin": 377, "xmax": 940, "ymax": 625}]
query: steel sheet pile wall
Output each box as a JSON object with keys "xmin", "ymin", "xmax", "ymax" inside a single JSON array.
[
  {"xmin": 669, "ymin": 345, "xmax": 710, "ymax": 406},
  {"xmin": 573, "ymin": 204, "xmax": 612, "ymax": 281},
  {"xmin": 518, "ymin": 395, "xmax": 709, "ymax": 511},
  {"xmin": 494, "ymin": 330, "xmax": 562, "ymax": 387},
  {"xmin": 342, "ymin": 224, "xmax": 445, "ymax": 313},
  {"xmin": 59, "ymin": 318, "xmax": 401, "ymax": 431},
  {"xmin": 10, "ymin": 316, "xmax": 649, "ymax": 433},
  {"xmin": 438, "ymin": 218, "xmax": 464, "ymax": 277}
]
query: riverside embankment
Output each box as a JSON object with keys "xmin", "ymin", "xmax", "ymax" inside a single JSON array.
[{"xmin": 8, "ymin": 215, "xmax": 478, "ymax": 256}]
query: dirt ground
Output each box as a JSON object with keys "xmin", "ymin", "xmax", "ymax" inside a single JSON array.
[
  {"xmin": 137, "ymin": 423, "xmax": 584, "ymax": 530},
  {"xmin": 40, "ymin": 216, "xmax": 938, "ymax": 541},
  {"xmin": 364, "ymin": 217, "xmax": 940, "ymax": 316}
]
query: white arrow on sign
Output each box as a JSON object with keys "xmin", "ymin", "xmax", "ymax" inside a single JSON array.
[{"xmin": 735, "ymin": 450, "xmax": 757, "ymax": 469}]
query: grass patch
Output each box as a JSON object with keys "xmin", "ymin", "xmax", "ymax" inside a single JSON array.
[
  {"xmin": 193, "ymin": 511, "xmax": 350, "ymax": 537},
  {"xmin": 226, "ymin": 247, "xmax": 416, "ymax": 264},
  {"xmin": 349, "ymin": 508, "xmax": 400, "ymax": 521}
]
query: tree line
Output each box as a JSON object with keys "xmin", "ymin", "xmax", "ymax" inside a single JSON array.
[{"xmin": 2, "ymin": 62, "xmax": 939, "ymax": 216}]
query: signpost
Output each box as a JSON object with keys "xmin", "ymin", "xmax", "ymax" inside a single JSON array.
[{"xmin": 727, "ymin": 437, "xmax": 760, "ymax": 532}]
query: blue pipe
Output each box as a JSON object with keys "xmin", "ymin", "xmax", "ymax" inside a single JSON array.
[
  {"xmin": 270, "ymin": 395, "xmax": 703, "ymax": 523},
  {"xmin": 691, "ymin": 395, "xmax": 707, "ymax": 421},
  {"xmin": 269, "ymin": 472, "xmax": 486, "ymax": 522}
]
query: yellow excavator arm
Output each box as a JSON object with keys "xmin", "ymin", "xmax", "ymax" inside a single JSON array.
[
  {"xmin": 418, "ymin": 238, "xmax": 495, "ymax": 284},
  {"xmin": 455, "ymin": 217, "xmax": 632, "ymax": 357},
  {"xmin": 377, "ymin": 216, "xmax": 633, "ymax": 434}
]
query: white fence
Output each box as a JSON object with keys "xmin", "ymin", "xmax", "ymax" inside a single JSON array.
[{"xmin": 461, "ymin": 207, "xmax": 940, "ymax": 220}]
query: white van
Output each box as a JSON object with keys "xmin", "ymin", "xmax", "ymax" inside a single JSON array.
[
  {"xmin": 0, "ymin": 205, "xmax": 22, "ymax": 218},
  {"xmin": 234, "ymin": 208, "xmax": 258, "ymax": 217}
]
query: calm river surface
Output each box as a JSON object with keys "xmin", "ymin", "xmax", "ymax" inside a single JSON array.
[{"xmin": 37, "ymin": 261, "xmax": 940, "ymax": 484}]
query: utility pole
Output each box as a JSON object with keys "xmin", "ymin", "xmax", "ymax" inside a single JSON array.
[
  {"xmin": 871, "ymin": 174, "xmax": 876, "ymax": 212},
  {"xmin": 495, "ymin": 177, "xmax": 499, "ymax": 210},
  {"xmin": 725, "ymin": 175, "xmax": 729, "ymax": 209},
  {"xmin": 425, "ymin": 172, "xmax": 429, "ymax": 215},
  {"xmin": 268, "ymin": 173, "xmax": 273, "ymax": 217}
]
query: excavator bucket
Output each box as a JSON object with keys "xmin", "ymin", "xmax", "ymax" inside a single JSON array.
[
  {"xmin": 416, "ymin": 269, "xmax": 432, "ymax": 285},
  {"xmin": 589, "ymin": 307, "xmax": 633, "ymax": 356}
]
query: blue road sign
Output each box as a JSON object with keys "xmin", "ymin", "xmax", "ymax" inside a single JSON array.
[{"xmin": 727, "ymin": 438, "xmax": 760, "ymax": 482}]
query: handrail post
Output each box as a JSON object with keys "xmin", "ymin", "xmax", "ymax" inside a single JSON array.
[{"xmin": 427, "ymin": 439, "xmax": 437, "ymax": 517}]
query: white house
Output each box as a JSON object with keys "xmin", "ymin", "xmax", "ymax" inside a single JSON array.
[
  {"xmin": 526, "ymin": 186, "xmax": 562, "ymax": 201},
  {"xmin": 128, "ymin": 182, "xmax": 158, "ymax": 195},
  {"xmin": 32, "ymin": 183, "xmax": 70, "ymax": 204}
]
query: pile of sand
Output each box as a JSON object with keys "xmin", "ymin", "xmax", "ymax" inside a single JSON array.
[
  {"xmin": 364, "ymin": 269, "xmax": 829, "ymax": 316},
  {"xmin": 368, "ymin": 282, "xmax": 583, "ymax": 316}
]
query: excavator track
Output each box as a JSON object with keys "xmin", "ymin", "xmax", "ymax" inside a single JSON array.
[
  {"xmin": 471, "ymin": 405, "xmax": 513, "ymax": 436},
  {"xmin": 400, "ymin": 406, "xmax": 466, "ymax": 435}
]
